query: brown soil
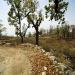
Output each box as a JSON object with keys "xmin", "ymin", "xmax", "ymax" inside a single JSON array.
[{"xmin": 0, "ymin": 44, "xmax": 57, "ymax": 75}]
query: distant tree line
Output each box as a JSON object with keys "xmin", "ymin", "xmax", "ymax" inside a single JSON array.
[
  {"xmin": 55, "ymin": 24, "xmax": 75, "ymax": 40},
  {"xmin": 0, "ymin": 21, "xmax": 6, "ymax": 38},
  {"xmin": 38, "ymin": 23, "xmax": 75, "ymax": 40}
]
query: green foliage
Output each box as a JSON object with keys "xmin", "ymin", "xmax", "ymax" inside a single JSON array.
[
  {"xmin": 61, "ymin": 24, "xmax": 69, "ymax": 38},
  {"xmin": 27, "ymin": 10, "xmax": 43, "ymax": 27},
  {"xmin": 39, "ymin": 28, "xmax": 46, "ymax": 36},
  {"xmin": 28, "ymin": 32, "xmax": 32, "ymax": 37},
  {"xmin": 0, "ymin": 23, "xmax": 6, "ymax": 36},
  {"xmin": 5, "ymin": 0, "xmax": 38, "ymax": 42},
  {"xmin": 27, "ymin": 10, "xmax": 44, "ymax": 45},
  {"xmin": 45, "ymin": 0, "xmax": 68, "ymax": 24},
  {"xmin": 7, "ymin": 0, "xmax": 37, "ymax": 25},
  {"xmin": 5, "ymin": 0, "xmax": 37, "ymax": 28}
]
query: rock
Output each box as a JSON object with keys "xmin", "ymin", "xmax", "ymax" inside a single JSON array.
[
  {"xmin": 5, "ymin": 43, "xmax": 12, "ymax": 46},
  {"xmin": 41, "ymin": 49, "xmax": 45, "ymax": 53},
  {"xmin": 53, "ymin": 60, "xmax": 57, "ymax": 65},
  {"xmin": 45, "ymin": 52, "xmax": 50, "ymax": 56},
  {"xmin": 42, "ymin": 71, "xmax": 46, "ymax": 75},
  {"xmin": 0, "ymin": 42, "xmax": 6, "ymax": 45},
  {"xmin": 49, "ymin": 56, "xmax": 56, "ymax": 61},
  {"xmin": 57, "ymin": 63, "xmax": 67, "ymax": 72},
  {"xmin": 43, "ymin": 66, "xmax": 47, "ymax": 71}
]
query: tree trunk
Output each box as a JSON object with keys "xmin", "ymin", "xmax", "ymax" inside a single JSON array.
[
  {"xmin": 18, "ymin": 10, "xmax": 24, "ymax": 43},
  {"xmin": 35, "ymin": 27, "xmax": 39, "ymax": 45},
  {"xmin": 21, "ymin": 36, "xmax": 24, "ymax": 43}
]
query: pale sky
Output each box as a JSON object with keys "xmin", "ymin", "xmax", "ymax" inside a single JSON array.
[{"xmin": 0, "ymin": 0, "xmax": 75, "ymax": 36}]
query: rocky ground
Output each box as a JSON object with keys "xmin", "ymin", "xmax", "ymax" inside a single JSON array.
[
  {"xmin": 0, "ymin": 43, "xmax": 57, "ymax": 75},
  {"xmin": 0, "ymin": 43, "xmax": 74, "ymax": 75}
]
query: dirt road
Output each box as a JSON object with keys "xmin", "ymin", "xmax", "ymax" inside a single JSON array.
[
  {"xmin": 0, "ymin": 44, "xmax": 57, "ymax": 75},
  {"xmin": 0, "ymin": 46, "xmax": 32, "ymax": 75}
]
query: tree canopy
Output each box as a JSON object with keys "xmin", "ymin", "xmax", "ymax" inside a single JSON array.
[
  {"xmin": 45, "ymin": 0, "xmax": 68, "ymax": 24},
  {"xmin": 27, "ymin": 10, "xmax": 44, "ymax": 45},
  {"xmin": 5, "ymin": 0, "xmax": 38, "ymax": 43},
  {"xmin": 0, "ymin": 23, "xmax": 6, "ymax": 37}
]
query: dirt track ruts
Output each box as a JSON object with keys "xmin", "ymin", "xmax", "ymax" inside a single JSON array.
[{"xmin": 0, "ymin": 46, "xmax": 32, "ymax": 75}]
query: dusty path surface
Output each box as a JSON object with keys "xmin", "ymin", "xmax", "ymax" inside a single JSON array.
[
  {"xmin": 0, "ymin": 46, "xmax": 32, "ymax": 75},
  {"xmin": 0, "ymin": 44, "xmax": 57, "ymax": 75}
]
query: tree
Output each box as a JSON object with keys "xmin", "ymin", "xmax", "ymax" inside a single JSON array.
[
  {"xmin": 70, "ymin": 25, "xmax": 75, "ymax": 39},
  {"xmin": 5, "ymin": 0, "xmax": 37, "ymax": 43},
  {"xmin": 61, "ymin": 23, "xmax": 70, "ymax": 39},
  {"xmin": 27, "ymin": 10, "xmax": 44, "ymax": 45},
  {"xmin": 45, "ymin": 0, "xmax": 68, "ymax": 24},
  {"xmin": 56, "ymin": 25, "xmax": 60, "ymax": 38},
  {"xmin": 48, "ymin": 25, "xmax": 53, "ymax": 35},
  {"xmin": 22, "ymin": 23, "xmax": 30, "ymax": 37},
  {"xmin": 53, "ymin": 23, "xmax": 70, "ymax": 39},
  {"xmin": 28, "ymin": 32, "xmax": 32, "ymax": 37},
  {"xmin": 39, "ymin": 28, "xmax": 46, "ymax": 36},
  {"xmin": 0, "ymin": 23, "xmax": 6, "ymax": 37}
]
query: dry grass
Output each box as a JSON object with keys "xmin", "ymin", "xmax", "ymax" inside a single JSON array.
[
  {"xmin": 21, "ymin": 36, "xmax": 75, "ymax": 69},
  {"xmin": 0, "ymin": 36, "xmax": 75, "ymax": 69}
]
